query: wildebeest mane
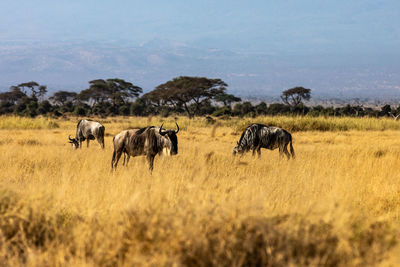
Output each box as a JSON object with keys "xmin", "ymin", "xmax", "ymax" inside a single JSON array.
[
  {"xmin": 135, "ymin": 126, "xmax": 154, "ymax": 135},
  {"xmin": 76, "ymin": 119, "xmax": 95, "ymax": 129},
  {"xmin": 76, "ymin": 119, "xmax": 83, "ymax": 129},
  {"xmin": 237, "ymin": 128, "xmax": 247, "ymax": 146}
]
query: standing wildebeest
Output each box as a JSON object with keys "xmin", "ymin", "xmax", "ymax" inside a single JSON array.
[
  {"xmin": 111, "ymin": 123, "xmax": 179, "ymax": 172},
  {"xmin": 233, "ymin": 123, "xmax": 295, "ymax": 159},
  {"xmin": 68, "ymin": 119, "xmax": 105, "ymax": 149}
]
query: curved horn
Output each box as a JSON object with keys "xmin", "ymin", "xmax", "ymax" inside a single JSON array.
[
  {"xmin": 159, "ymin": 123, "xmax": 167, "ymax": 136},
  {"xmin": 175, "ymin": 122, "xmax": 179, "ymax": 134},
  {"xmin": 68, "ymin": 135, "xmax": 74, "ymax": 141}
]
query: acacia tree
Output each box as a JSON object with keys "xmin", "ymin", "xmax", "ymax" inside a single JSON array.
[
  {"xmin": 0, "ymin": 86, "xmax": 26, "ymax": 104},
  {"xmin": 143, "ymin": 76, "xmax": 227, "ymax": 118},
  {"xmin": 50, "ymin": 91, "xmax": 78, "ymax": 105},
  {"xmin": 281, "ymin": 86, "xmax": 311, "ymax": 108},
  {"xmin": 215, "ymin": 92, "xmax": 241, "ymax": 107},
  {"xmin": 78, "ymin": 79, "xmax": 142, "ymax": 107},
  {"xmin": 0, "ymin": 82, "xmax": 47, "ymax": 116},
  {"xmin": 16, "ymin": 81, "xmax": 47, "ymax": 100},
  {"xmin": 78, "ymin": 80, "xmax": 110, "ymax": 105},
  {"xmin": 107, "ymin": 78, "xmax": 143, "ymax": 105}
]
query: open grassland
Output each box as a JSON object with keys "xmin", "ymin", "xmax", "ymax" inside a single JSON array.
[
  {"xmin": 0, "ymin": 116, "xmax": 400, "ymax": 266},
  {"xmin": 3, "ymin": 114, "xmax": 400, "ymax": 132}
]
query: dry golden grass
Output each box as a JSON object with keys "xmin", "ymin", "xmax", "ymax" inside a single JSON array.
[{"xmin": 0, "ymin": 116, "xmax": 400, "ymax": 266}]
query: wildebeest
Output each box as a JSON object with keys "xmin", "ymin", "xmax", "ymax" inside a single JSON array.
[
  {"xmin": 111, "ymin": 123, "xmax": 179, "ymax": 172},
  {"xmin": 68, "ymin": 119, "xmax": 105, "ymax": 149},
  {"xmin": 233, "ymin": 123, "xmax": 295, "ymax": 159}
]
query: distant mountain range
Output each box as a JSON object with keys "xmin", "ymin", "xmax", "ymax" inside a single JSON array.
[{"xmin": 1, "ymin": 39, "xmax": 400, "ymax": 100}]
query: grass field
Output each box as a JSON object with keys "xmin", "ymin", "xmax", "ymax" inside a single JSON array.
[{"xmin": 0, "ymin": 115, "xmax": 400, "ymax": 266}]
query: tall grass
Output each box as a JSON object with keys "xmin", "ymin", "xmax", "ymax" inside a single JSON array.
[
  {"xmin": 123, "ymin": 115, "xmax": 400, "ymax": 132},
  {"xmin": 221, "ymin": 115, "xmax": 400, "ymax": 132},
  {"xmin": 0, "ymin": 117, "xmax": 400, "ymax": 265},
  {"xmin": 1, "ymin": 115, "xmax": 400, "ymax": 132},
  {"xmin": 0, "ymin": 116, "xmax": 59, "ymax": 129}
]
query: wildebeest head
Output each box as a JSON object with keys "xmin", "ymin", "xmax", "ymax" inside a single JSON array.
[
  {"xmin": 68, "ymin": 135, "xmax": 79, "ymax": 149},
  {"xmin": 159, "ymin": 122, "xmax": 179, "ymax": 155},
  {"xmin": 233, "ymin": 141, "xmax": 244, "ymax": 156}
]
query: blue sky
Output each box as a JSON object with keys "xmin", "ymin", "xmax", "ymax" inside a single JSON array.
[{"xmin": 0, "ymin": 0, "xmax": 399, "ymax": 97}]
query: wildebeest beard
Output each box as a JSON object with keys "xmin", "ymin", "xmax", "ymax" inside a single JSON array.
[{"xmin": 68, "ymin": 135, "xmax": 79, "ymax": 149}]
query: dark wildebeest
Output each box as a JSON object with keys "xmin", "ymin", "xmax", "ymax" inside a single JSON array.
[
  {"xmin": 68, "ymin": 119, "xmax": 105, "ymax": 149},
  {"xmin": 111, "ymin": 123, "xmax": 179, "ymax": 172},
  {"xmin": 233, "ymin": 123, "xmax": 295, "ymax": 159}
]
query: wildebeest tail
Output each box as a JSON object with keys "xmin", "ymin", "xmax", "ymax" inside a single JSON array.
[
  {"xmin": 99, "ymin": 126, "xmax": 105, "ymax": 148},
  {"xmin": 289, "ymin": 136, "xmax": 295, "ymax": 159},
  {"xmin": 99, "ymin": 125, "xmax": 105, "ymax": 138}
]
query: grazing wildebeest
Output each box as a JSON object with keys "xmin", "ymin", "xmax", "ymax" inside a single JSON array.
[
  {"xmin": 111, "ymin": 123, "xmax": 179, "ymax": 172},
  {"xmin": 68, "ymin": 119, "xmax": 105, "ymax": 149},
  {"xmin": 233, "ymin": 123, "xmax": 295, "ymax": 159}
]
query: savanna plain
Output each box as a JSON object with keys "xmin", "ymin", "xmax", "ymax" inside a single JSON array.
[{"xmin": 0, "ymin": 115, "xmax": 400, "ymax": 266}]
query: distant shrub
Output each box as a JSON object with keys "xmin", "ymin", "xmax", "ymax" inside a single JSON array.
[
  {"xmin": 212, "ymin": 106, "xmax": 232, "ymax": 117},
  {"xmin": 17, "ymin": 139, "xmax": 41, "ymax": 146},
  {"xmin": 73, "ymin": 106, "xmax": 87, "ymax": 116},
  {"xmin": 119, "ymin": 105, "xmax": 130, "ymax": 116}
]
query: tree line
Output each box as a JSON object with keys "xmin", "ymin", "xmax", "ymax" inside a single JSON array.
[{"xmin": 0, "ymin": 77, "xmax": 399, "ymax": 118}]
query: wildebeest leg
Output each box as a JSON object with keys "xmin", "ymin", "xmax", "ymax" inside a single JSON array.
[
  {"xmin": 111, "ymin": 151, "xmax": 116, "ymax": 170},
  {"xmin": 283, "ymin": 143, "xmax": 291, "ymax": 160},
  {"xmin": 278, "ymin": 145, "xmax": 284, "ymax": 159},
  {"xmin": 79, "ymin": 139, "xmax": 83, "ymax": 149},
  {"xmin": 112, "ymin": 150, "xmax": 123, "ymax": 170},
  {"xmin": 147, "ymin": 155, "xmax": 155, "ymax": 173},
  {"xmin": 87, "ymin": 139, "xmax": 90, "ymax": 148},
  {"xmin": 252, "ymin": 145, "xmax": 261, "ymax": 157},
  {"xmin": 289, "ymin": 140, "xmax": 295, "ymax": 159},
  {"xmin": 123, "ymin": 153, "xmax": 130, "ymax": 166}
]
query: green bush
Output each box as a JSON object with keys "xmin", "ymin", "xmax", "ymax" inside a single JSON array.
[
  {"xmin": 73, "ymin": 106, "xmax": 87, "ymax": 116},
  {"xmin": 212, "ymin": 106, "xmax": 232, "ymax": 117}
]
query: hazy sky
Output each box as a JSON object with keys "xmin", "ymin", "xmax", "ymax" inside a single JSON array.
[
  {"xmin": 1, "ymin": 0, "xmax": 399, "ymax": 54},
  {"xmin": 0, "ymin": 1, "xmax": 399, "ymax": 97}
]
